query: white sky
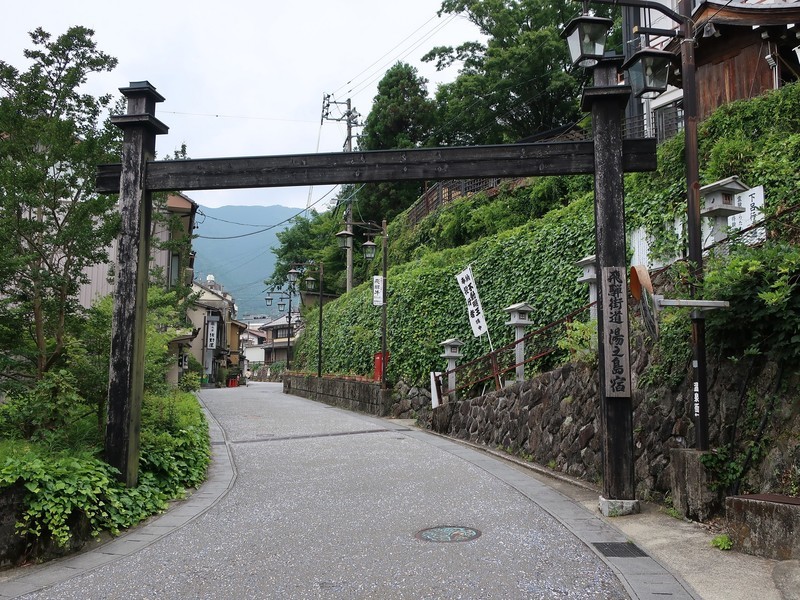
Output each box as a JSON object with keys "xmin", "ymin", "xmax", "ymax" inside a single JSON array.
[{"xmin": 2, "ymin": 0, "xmax": 482, "ymax": 209}]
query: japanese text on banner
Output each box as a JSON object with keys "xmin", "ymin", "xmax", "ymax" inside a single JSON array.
[{"xmin": 455, "ymin": 266, "xmax": 487, "ymax": 337}]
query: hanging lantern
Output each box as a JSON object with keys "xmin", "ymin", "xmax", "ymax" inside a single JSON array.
[
  {"xmin": 561, "ymin": 14, "xmax": 613, "ymax": 68},
  {"xmin": 623, "ymin": 49, "xmax": 675, "ymax": 98},
  {"xmin": 362, "ymin": 239, "xmax": 377, "ymax": 261},
  {"xmin": 335, "ymin": 229, "xmax": 354, "ymax": 250}
]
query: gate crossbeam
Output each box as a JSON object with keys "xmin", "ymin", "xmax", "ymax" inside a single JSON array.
[{"xmin": 96, "ymin": 139, "xmax": 656, "ymax": 193}]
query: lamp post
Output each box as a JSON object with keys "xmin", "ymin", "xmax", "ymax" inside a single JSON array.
[
  {"xmin": 293, "ymin": 262, "xmax": 325, "ymax": 378},
  {"xmin": 365, "ymin": 219, "xmax": 389, "ymax": 390},
  {"xmin": 565, "ymin": 0, "xmax": 710, "ymax": 452},
  {"xmin": 337, "ymin": 220, "xmax": 389, "ymax": 389},
  {"xmin": 265, "ymin": 268, "xmax": 299, "ymax": 372},
  {"xmin": 562, "ymin": 2, "xmax": 640, "ymax": 508}
]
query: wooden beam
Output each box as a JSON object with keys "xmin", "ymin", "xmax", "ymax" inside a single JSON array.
[
  {"xmin": 105, "ymin": 82, "xmax": 165, "ymax": 487},
  {"xmin": 96, "ymin": 139, "xmax": 656, "ymax": 193}
]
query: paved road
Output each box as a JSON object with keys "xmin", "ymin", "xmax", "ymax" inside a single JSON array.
[{"xmin": 2, "ymin": 382, "xmax": 698, "ymax": 599}]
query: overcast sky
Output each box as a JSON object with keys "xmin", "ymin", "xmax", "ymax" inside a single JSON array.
[{"xmin": 2, "ymin": 0, "xmax": 482, "ymax": 210}]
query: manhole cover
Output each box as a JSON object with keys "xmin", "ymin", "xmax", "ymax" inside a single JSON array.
[{"xmin": 415, "ymin": 526, "xmax": 481, "ymax": 543}]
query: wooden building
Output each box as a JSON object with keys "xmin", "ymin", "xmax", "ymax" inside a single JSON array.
[{"xmin": 637, "ymin": 0, "xmax": 800, "ymax": 140}]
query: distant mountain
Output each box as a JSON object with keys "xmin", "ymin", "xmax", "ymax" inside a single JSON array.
[{"xmin": 192, "ymin": 204, "xmax": 301, "ymax": 318}]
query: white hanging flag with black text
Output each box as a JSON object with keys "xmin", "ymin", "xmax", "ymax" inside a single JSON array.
[{"xmin": 456, "ymin": 265, "xmax": 488, "ymax": 338}]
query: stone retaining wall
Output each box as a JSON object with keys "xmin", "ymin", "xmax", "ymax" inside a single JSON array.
[
  {"xmin": 387, "ymin": 332, "xmax": 798, "ymax": 504},
  {"xmin": 390, "ymin": 333, "xmax": 683, "ymax": 500},
  {"xmin": 283, "ymin": 374, "xmax": 393, "ymax": 416}
]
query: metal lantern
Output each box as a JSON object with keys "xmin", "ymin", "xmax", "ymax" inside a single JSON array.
[
  {"xmin": 362, "ymin": 239, "xmax": 377, "ymax": 261},
  {"xmin": 265, "ymin": 297, "xmax": 273, "ymax": 307},
  {"xmin": 623, "ymin": 49, "xmax": 675, "ymax": 98},
  {"xmin": 287, "ymin": 268, "xmax": 300, "ymax": 284},
  {"xmin": 335, "ymin": 229, "xmax": 354, "ymax": 250},
  {"xmin": 304, "ymin": 275, "xmax": 317, "ymax": 291},
  {"xmin": 277, "ymin": 301, "xmax": 286, "ymax": 312},
  {"xmin": 561, "ymin": 14, "xmax": 613, "ymax": 68}
]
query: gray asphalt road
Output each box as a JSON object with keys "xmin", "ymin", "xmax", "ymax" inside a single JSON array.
[{"xmin": 10, "ymin": 382, "xmax": 677, "ymax": 599}]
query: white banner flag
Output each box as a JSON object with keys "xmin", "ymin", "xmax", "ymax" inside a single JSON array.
[{"xmin": 456, "ymin": 265, "xmax": 487, "ymax": 337}]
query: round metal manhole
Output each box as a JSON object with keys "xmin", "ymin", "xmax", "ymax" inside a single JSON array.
[{"xmin": 415, "ymin": 526, "xmax": 482, "ymax": 543}]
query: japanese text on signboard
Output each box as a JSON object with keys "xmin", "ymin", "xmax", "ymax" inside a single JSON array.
[
  {"xmin": 207, "ymin": 323, "xmax": 217, "ymax": 350},
  {"xmin": 601, "ymin": 266, "xmax": 630, "ymax": 397},
  {"xmin": 455, "ymin": 266, "xmax": 487, "ymax": 338},
  {"xmin": 373, "ymin": 276, "xmax": 384, "ymax": 306}
]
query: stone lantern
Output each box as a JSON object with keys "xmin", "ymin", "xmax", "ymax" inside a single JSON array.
[
  {"xmin": 440, "ymin": 338, "xmax": 464, "ymax": 402},
  {"xmin": 700, "ymin": 176, "xmax": 748, "ymax": 243},
  {"xmin": 575, "ymin": 255, "xmax": 598, "ymax": 320},
  {"xmin": 503, "ymin": 302, "xmax": 535, "ymax": 382}
]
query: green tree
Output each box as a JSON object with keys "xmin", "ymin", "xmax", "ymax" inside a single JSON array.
[
  {"xmin": 354, "ymin": 63, "xmax": 435, "ymax": 223},
  {"xmin": 0, "ymin": 26, "xmax": 121, "ymax": 387},
  {"xmin": 424, "ymin": 0, "xmax": 592, "ymax": 144},
  {"xmin": 268, "ymin": 209, "xmax": 346, "ymax": 294}
]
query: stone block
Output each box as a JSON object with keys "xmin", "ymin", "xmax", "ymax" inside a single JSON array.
[
  {"xmin": 670, "ymin": 448, "xmax": 721, "ymax": 521},
  {"xmin": 726, "ymin": 495, "xmax": 800, "ymax": 560},
  {"xmin": 598, "ymin": 495, "xmax": 641, "ymax": 517}
]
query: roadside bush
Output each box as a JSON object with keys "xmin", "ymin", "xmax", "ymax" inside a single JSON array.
[
  {"xmin": 0, "ymin": 390, "xmax": 210, "ymax": 551},
  {"xmin": 178, "ymin": 371, "xmax": 201, "ymax": 392},
  {"xmin": 0, "ymin": 370, "xmax": 100, "ymax": 452}
]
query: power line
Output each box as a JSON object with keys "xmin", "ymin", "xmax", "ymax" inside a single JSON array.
[
  {"xmin": 195, "ymin": 186, "xmax": 338, "ymax": 240},
  {"xmin": 161, "ymin": 110, "xmax": 315, "ymax": 124},
  {"xmin": 331, "ymin": 12, "xmax": 447, "ymax": 99},
  {"xmin": 344, "ymin": 13, "xmax": 460, "ymax": 100}
]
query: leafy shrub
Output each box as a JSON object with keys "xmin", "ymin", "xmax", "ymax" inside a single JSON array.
[
  {"xmin": 0, "ymin": 370, "xmax": 100, "ymax": 452},
  {"xmin": 704, "ymin": 241, "xmax": 800, "ymax": 363},
  {"xmin": 557, "ymin": 319, "xmax": 597, "ymax": 364},
  {"xmin": 711, "ymin": 534, "xmax": 733, "ymax": 551},
  {"xmin": 0, "ymin": 390, "xmax": 209, "ymax": 549},
  {"xmin": 178, "ymin": 371, "xmax": 201, "ymax": 392}
]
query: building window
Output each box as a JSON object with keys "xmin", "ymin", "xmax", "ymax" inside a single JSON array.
[
  {"xmin": 169, "ymin": 252, "xmax": 180, "ymax": 288},
  {"xmin": 653, "ymin": 101, "xmax": 683, "ymax": 143}
]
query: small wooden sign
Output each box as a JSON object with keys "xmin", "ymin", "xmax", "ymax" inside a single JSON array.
[{"xmin": 601, "ymin": 266, "xmax": 631, "ymax": 397}]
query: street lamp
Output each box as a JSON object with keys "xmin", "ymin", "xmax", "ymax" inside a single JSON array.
[
  {"xmin": 336, "ymin": 220, "xmax": 389, "ymax": 389},
  {"xmin": 265, "ymin": 275, "xmax": 297, "ymax": 371},
  {"xmin": 622, "ymin": 48, "xmax": 676, "ymax": 98},
  {"xmin": 291, "ymin": 261, "xmax": 325, "ymax": 378},
  {"xmin": 363, "ymin": 220, "xmax": 388, "ymax": 390},
  {"xmin": 561, "ymin": 9, "xmax": 614, "ymax": 67},
  {"xmin": 335, "ymin": 229, "xmax": 353, "ymax": 250},
  {"xmin": 566, "ymin": 0, "xmax": 710, "ymax": 452}
]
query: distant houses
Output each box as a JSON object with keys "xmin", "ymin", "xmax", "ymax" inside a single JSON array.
[{"xmin": 188, "ymin": 275, "xmax": 247, "ymax": 386}]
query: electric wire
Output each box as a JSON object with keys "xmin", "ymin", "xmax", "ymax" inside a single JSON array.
[
  {"xmin": 195, "ymin": 185, "xmax": 338, "ymax": 240},
  {"xmin": 161, "ymin": 110, "xmax": 315, "ymax": 123},
  {"xmin": 331, "ymin": 12, "xmax": 454, "ymax": 99},
  {"xmin": 344, "ymin": 14, "xmax": 460, "ymax": 100}
]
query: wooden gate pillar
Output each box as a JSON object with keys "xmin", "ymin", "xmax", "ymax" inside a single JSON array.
[
  {"xmin": 582, "ymin": 60, "xmax": 638, "ymax": 508},
  {"xmin": 104, "ymin": 82, "xmax": 168, "ymax": 486}
]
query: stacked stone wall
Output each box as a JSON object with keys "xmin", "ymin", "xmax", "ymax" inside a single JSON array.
[
  {"xmin": 283, "ymin": 374, "xmax": 393, "ymax": 416},
  {"xmin": 389, "ymin": 332, "xmax": 799, "ymax": 502}
]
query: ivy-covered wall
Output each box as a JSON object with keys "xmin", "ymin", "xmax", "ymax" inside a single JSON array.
[{"xmin": 293, "ymin": 195, "xmax": 595, "ymax": 385}]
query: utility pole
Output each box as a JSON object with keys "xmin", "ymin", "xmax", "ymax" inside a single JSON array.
[{"xmin": 321, "ymin": 94, "xmax": 361, "ymax": 292}]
